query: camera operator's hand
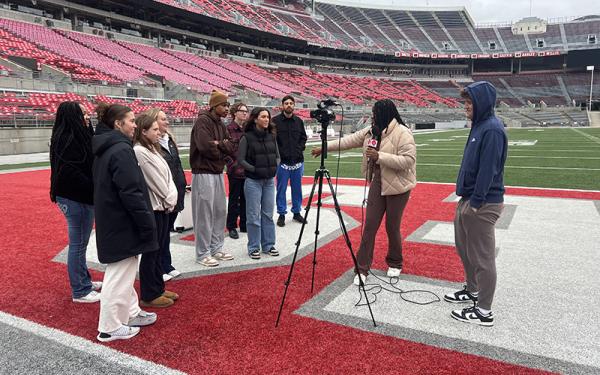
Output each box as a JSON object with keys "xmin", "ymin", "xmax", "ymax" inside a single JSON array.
[
  {"xmin": 311, "ymin": 147, "xmax": 322, "ymax": 157},
  {"xmin": 365, "ymin": 148, "xmax": 379, "ymax": 161}
]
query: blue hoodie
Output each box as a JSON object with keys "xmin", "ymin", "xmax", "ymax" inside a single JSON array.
[{"xmin": 456, "ymin": 81, "xmax": 508, "ymax": 209}]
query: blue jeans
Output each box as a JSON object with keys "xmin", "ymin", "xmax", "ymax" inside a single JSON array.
[
  {"xmin": 244, "ymin": 178, "xmax": 276, "ymax": 254},
  {"xmin": 56, "ymin": 196, "xmax": 94, "ymax": 298},
  {"xmin": 276, "ymin": 163, "xmax": 304, "ymax": 215}
]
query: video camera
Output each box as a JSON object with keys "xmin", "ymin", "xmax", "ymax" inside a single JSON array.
[{"xmin": 310, "ymin": 99, "xmax": 338, "ymax": 124}]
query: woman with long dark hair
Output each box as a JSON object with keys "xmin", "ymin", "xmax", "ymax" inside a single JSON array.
[
  {"xmin": 238, "ymin": 107, "xmax": 280, "ymax": 259},
  {"xmin": 50, "ymin": 101, "xmax": 100, "ymax": 303},
  {"xmin": 133, "ymin": 113, "xmax": 179, "ymax": 308},
  {"xmin": 93, "ymin": 103, "xmax": 158, "ymax": 342},
  {"xmin": 312, "ymin": 99, "xmax": 416, "ymax": 285}
]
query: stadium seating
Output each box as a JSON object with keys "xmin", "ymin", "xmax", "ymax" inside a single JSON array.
[
  {"xmin": 0, "ymin": 91, "xmax": 200, "ymax": 120},
  {"xmin": 0, "ymin": 22, "xmax": 124, "ymax": 84},
  {"xmin": 153, "ymin": 0, "xmax": 600, "ymax": 55}
]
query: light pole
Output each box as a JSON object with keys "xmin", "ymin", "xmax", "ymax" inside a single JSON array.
[{"xmin": 587, "ymin": 65, "xmax": 595, "ymax": 111}]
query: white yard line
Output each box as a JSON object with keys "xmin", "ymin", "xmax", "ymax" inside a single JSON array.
[{"xmin": 0, "ymin": 311, "xmax": 186, "ymax": 375}]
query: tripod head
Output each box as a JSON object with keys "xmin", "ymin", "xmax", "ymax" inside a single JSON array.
[{"xmin": 310, "ymin": 99, "xmax": 338, "ymax": 168}]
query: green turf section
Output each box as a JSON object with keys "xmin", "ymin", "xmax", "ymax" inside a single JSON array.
[
  {"xmin": 153, "ymin": 127, "xmax": 600, "ymax": 191},
  {"xmin": 0, "ymin": 162, "xmax": 49, "ymax": 171}
]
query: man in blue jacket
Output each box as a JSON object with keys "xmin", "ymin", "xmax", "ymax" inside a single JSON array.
[{"xmin": 444, "ymin": 81, "xmax": 508, "ymax": 327}]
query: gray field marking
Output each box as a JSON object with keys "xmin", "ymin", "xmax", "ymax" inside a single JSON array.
[
  {"xmin": 295, "ymin": 269, "xmax": 600, "ymax": 375},
  {"xmin": 53, "ymin": 207, "xmax": 359, "ymax": 279},
  {"xmin": 0, "ymin": 312, "xmax": 185, "ymax": 375},
  {"xmin": 295, "ymin": 193, "xmax": 600, "ymax": 374}
]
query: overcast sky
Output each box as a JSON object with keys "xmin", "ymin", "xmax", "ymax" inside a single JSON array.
[{"xmin": 324, "ymin": 0, "xmax": 599, "ymax": 24}]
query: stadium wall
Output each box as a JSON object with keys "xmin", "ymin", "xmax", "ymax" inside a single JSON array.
[{"xmin": 0, "ymin": 125, "xmax": 192, "ymax": 155}]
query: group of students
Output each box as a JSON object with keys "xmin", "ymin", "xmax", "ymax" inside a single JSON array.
[
  {"xmin": 188, "ymin": 91, "xmax": 308, "ymax": 265},
  {"xmin": 50, "ymin": 80, "xmax": 508, "ymax": 345},
  {"xmin": 50, "ymin": 101, "xmax": 187, "ymax": 342}
]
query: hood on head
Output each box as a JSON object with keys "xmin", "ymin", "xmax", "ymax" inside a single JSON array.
[
  {"xmin": 92, "ymin": 122, "xmax": 131, "ymax": 156},
  {"xmin": 464, "ymin": 81, "xmax": 497, "ymax": 124}
]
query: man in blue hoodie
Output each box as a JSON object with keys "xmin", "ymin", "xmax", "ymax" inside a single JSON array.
[{"xmin": 444, "ymin": 81, "xmax": 508, "ymax": 327}]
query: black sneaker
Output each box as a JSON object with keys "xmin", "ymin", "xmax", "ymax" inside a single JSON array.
[
  {"xmin": 293, "ymin": 213, "xmax": 307, "ymax": 224},
  {"xmin": 228, "ymin": 229, "xmax": 239, "ymax": 239},
  {"xmin": 444, "ymin": 285, "xmax": 478, "ymax": 304},
  {"xmin": 249, "ymin": 250, "xmax": 261, "ymax": 259},
  {"xmin": 451, "ymin": 305, "xmax": 494, "ymax": 327},
  {"xmin": 277, "ymin": 215, "xmax": 285, "ymax": 227},
  {"xmin": 268, "ymin": 247, "xmax": 279, "ymax": 257}
]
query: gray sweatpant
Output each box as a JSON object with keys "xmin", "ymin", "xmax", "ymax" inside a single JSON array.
[
  {"xmin": 192, "ymin": 173, "xmax": 226, "ymax": 261},
  {"xmin": 454, "ymin": 198, "xmax": 504, "ymax": 310}
]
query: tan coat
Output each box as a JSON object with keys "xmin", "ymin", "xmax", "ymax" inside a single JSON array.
[
  {"xmin": 134, "ymin": 145, "xmax": 178, "ymax": 212},
  {"xmin": 328, "ymin": 119, "xmax": 416, "ymax": 196}
]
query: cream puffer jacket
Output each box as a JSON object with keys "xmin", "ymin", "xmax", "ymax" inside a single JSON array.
[{"xmin": 328, "ymin": 119, "xmax": 416, "ymax": 196}]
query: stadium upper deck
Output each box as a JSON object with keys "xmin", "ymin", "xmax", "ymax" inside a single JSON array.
[{"xmin": 157, "ymin": 0, "xmax": 600, "ymax": 55}]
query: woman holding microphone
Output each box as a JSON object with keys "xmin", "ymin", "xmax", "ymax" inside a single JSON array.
[{"xmin": 312, "ymin": 99, "xmax": 416, "ymax": 285}]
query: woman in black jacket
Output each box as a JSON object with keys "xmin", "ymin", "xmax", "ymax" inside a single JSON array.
[
  {"xmin": 238, "ymin": 107, "xmax": 280, "ymax": 260},
  {"xmin": 50, "ymin": 101, "xmax": 100, "ymax": 303},
  {"xmin": 92, "ymin": 103, "xmax": 158, "ymax": 342}
]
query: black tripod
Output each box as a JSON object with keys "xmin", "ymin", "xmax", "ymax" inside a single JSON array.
[{"xmin": 275, "ymin": 117, "xmax": 376, "ymax": 327}]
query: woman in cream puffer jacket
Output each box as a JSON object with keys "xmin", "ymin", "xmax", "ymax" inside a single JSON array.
[{"xmin": 312, "ymin": 99, "xmax": 416, "ymax": 286}]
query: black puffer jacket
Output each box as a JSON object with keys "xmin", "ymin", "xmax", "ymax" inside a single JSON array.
[
  {"xmin": 239, "ymin": 129, "xmax": 279, "ymax": 180},
  {"xmin": 160, "ymin": 135, "xmax": 187, "ymax": 213},
  {"xmin": 92, "ymin": 122, "xmax": 158, "ymax": 264}
]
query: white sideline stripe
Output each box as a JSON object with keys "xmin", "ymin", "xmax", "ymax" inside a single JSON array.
[
  {"xmin": 0, "ymin": 311, "xmax": 186, "ymax": 375},
  {"xmin": 414, "ymin": 148, "xmax": 600, "ymax": 152},
  {"xmin": 418, "ymin": 154, "xmax": 600, "ymax": 160},
  {"xmin": 419, "ymin": 163, "xmax": 600, "ymax": 171},
  {"xmin": 304, "ymin": 160, "xmax": 600, "ymax": 171},
  {"xmin": 571, "ymin": 128, "xmax": 600, "ymax": 145}
]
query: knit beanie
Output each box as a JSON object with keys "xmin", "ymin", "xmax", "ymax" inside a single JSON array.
[{"xmin": 209, "ymin": 90, "xmax": 228, "ymax": 109}]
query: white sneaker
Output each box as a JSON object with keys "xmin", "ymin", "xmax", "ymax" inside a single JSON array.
[
  {"xmin": 387, "ymin": 267, "xmax": 402, "ymax": 278},
  {"xmin": 128, "ymin": 311, "xmax": 157, "ymax": 327},
  {"xmin": 213, "ymin": 251, "xmax": 234, "ymax": 261},
  {"xmin": 168, "ymin": 269, "xmax": 181, "ymax": 278},
  {"xmin": 73, "ymin": 290, "xmax": 101, "ymax": 303},
  {"xmin": 196, "ymin": 256, "xmax": 219, "ymax": 267},
  {"xmin": 91, "ymin": 281, "xmax": 102, "ymax": 291},
  {"xmin": 353, "ymin": 274, "xmax": 368, "ymax": 286},
  {"xmin": 162, "ymin": 273, "xmax": 173, "ymax": 282},
  {"xmin": 97, "ymin": 325, "xmax": 140, "ymax": 342}
]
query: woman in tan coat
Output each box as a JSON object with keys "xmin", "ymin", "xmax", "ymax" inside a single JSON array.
[
  {"xmin": 133, "ymin": 114, "xmax": 180, "ymax": 308},
  {"xmin": 312, "ymin": 99, "xmax": 416, "ymax": 285}
]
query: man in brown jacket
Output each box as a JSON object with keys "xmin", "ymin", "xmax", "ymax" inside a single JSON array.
[{"xmin": 190, "ymin": 90, "xmax": 235, "ymax": 267}]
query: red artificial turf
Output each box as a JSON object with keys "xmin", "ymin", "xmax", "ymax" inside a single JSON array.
[{"xmin": 3, "ymin": 171, "xmax": 591, "ymax": 374}]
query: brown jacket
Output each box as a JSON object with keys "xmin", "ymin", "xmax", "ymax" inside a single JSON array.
[
  {"xmin": 328, "ymin": 119, "xmax": 416, "ymax": 196},
  {"xmin": 190, "ymin": 110, "xmax": 235, "ymax": 174}
]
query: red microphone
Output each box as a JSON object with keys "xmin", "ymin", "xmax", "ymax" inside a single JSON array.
[{"xmin": 367, "ymin": 126, "xmax": 380, "ymax": 164}]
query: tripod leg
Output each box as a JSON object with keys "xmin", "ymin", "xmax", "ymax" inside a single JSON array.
[
  {"xmin": 276, "ymin": 170, "xmax": 319, "ymax": 327},
  {"xmin": 310, "ymin": 171, "xmax": 325, "ymax": 294},
  {"xmin": 324, "ymin": 171, "xmax": 377, "ymax": 327}
]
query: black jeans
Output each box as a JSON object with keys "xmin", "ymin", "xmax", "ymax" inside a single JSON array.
[
  {"xmin": 226, "ymin": 177, "xmax": 246, "ymax": 231},
  {"xmin": 139, "ymin": 211, "xmax": 168, "ymax": 302},
  {"xmin": 159, "ymin": 212, "xmax": 178, "ymax": 274}
]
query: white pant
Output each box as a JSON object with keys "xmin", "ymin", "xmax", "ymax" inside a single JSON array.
[{"xmin": 97, "ymin": 256, "xmax": 141, "ymax": 333}]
